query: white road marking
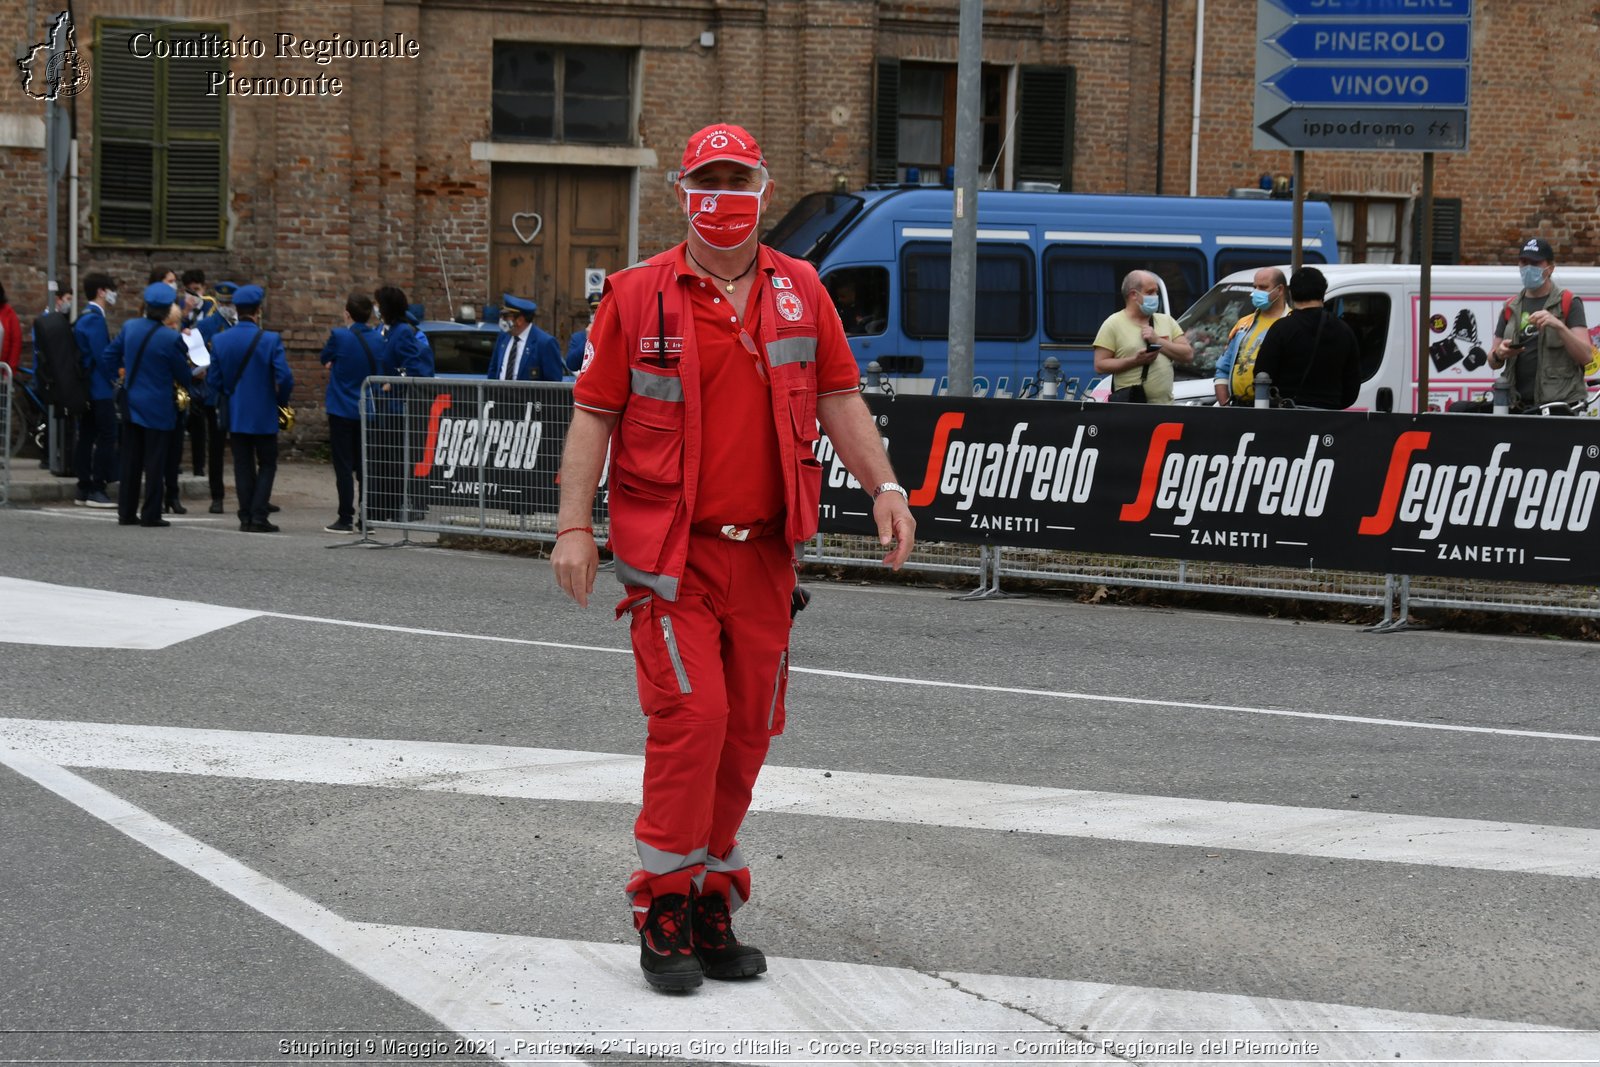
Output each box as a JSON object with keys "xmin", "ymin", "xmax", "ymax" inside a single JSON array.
[
  {"xmin": 4, "ymin": 717, "xmax": 1596, "ymax": 879},
  {"xmin": 0, "ymin": 577, "xmax": 259, "ymax": 649},
  {"xmin": 0, "ymin": 750, "xmax": 1587, "ymax": 1065},
  {"xmin": 7, "ymin": 578, "xmax": 1599, "ymax": 743}
]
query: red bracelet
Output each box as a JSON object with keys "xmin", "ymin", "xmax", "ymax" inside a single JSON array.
[{"xmin": 556, "ymin": 526, "xmax": 595, "ymax": 539}]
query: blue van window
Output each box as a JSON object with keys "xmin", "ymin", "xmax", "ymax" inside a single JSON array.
[
  {"xmin": 902, "ymin": 243, "xmax": 1033, "ymax": 341},
  {"xmin": 1042, "ymin": 247, "xmax": 1206, "ymax": 343},
  {"xmin": 823, "ymin": 267, "xmax": 890, "ymax": 336},
  {"xmin": 1216, "ymin": 248, "xmax": 1326, "ymax": 279},
  {"xmin": 766, "ymin": 193, "xmax": 866, "ymax": 263}
]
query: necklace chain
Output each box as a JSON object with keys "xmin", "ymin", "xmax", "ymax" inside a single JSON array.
[{"xmin": 688, "ymin": 248, "xmax": 759, "ymax": 293}]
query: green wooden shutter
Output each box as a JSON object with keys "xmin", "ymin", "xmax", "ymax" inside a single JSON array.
[
  {"xmin": 1016, "ymin": 65, "xmax": 1075, "ymax": 191},
  {"xmin": 1411, "ymin": 197, "xmax": 1462, "ymax": 265},
  {"xmin": 94, "ymin": 21, "xmax": 157, "ymax": 242},
  {"xmin": 870, "ymin": 58, "xmax": 899, "ymax": 185},
  {"xmin": 162, "ymin": 26, "xmax": 227, "ymax": 245},
  {"xmin": 92, "ymin": 19, "xmax": 227, "ymax": 247}
]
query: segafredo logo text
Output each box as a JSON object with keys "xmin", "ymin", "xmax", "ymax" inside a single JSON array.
[
  {"xmin": 1359, "ymin": 433, "xmax": 1600, "ymax": 539},
  {"xmin": 1119, "ymin": 424, "xmax": 1334, "ymax": 526},
  {"xmin": 905, "ymin": 414, "xmax": 1101, "ymax": 511},
  {"xmin": 414, "ymin": 395, "xmax": 544, "ymax": 478}
]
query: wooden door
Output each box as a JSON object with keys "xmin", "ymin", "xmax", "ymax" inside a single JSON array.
[{"xmin": 491, "ymin": 165, "xmax": 629, "ymax": 353}]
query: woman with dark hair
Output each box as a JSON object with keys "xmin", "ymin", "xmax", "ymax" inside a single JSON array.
[
  {"xmin": 370, "ymin": 285, "xmax": 432, "ymax": 523},
  {"xmin": 0, "ymin": 280, "xmax": 23, "ymax": 374},
  {"xmin": 374, "ymin": 285, "xmax": 426, "ymax": 376}
]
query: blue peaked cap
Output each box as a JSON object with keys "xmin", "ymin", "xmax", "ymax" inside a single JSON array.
[
  {"xmin": 502, "ymin": 293, "xmax": 537, "ymax": 316},
  {"xmin": 143, "ymin": 282, "xmax": 177, "ymax": 306}
]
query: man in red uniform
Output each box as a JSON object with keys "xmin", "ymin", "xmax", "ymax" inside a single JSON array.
[{"xmin": 552, "ymin": 122, "xmax": 915, "ymax": 992}]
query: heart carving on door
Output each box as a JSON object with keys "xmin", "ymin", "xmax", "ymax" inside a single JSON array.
[{"xmin": 511, "ymin": 211, "xmax": 543, "ymax": 244}]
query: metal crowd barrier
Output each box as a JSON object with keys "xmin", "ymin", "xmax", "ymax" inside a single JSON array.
[
  {"xmin": 347, "ymin": 374, "xmax": 1600, "ymax": 627},
  {"xmin": 1, "ymin": 362, "xmax": 12, "ymax": 506},
  {"xmin": 356, "ymin": 377, "xmax": 597, "ymax": 545}
]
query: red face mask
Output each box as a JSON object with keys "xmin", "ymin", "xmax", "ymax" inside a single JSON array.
[{"xmin": 684, "ymin": 185, "xmax": 765, "ymax": 250}]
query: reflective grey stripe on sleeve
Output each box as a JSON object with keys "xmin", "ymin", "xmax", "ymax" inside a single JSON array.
[
  {"xmin": 767, "ymin": 650, "xmax": 788, "ymax": 731},
  {"xmin": 766, "ymin": 336, "xmax": 816, "ymax": 367},
  {"xmin": 660, "ymin": 616, "xmax": 692, "ymax": 694},
  {"xmin": 630, "ymin": 368, "xmax": 684, "ymax": 402},
  {"xmin": 635, "ymin": 841, "xmax": 709, "ymax": 875},
  {"xmin": 614, "ymin": 557, "xmax": 680, "ymax": 602}
]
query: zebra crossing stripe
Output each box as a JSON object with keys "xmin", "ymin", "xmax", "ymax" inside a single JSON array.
[
  {"xmin": 3, "ymin": 717, "xmax": 1596, "ymax": 879},
  {"xmin": 0, "ymin": 751, "xmax": 1588, "ymax": 1065},
  {"xmin": 6, "ymin": 575, "xmax": 1600, "ymax": 744}
]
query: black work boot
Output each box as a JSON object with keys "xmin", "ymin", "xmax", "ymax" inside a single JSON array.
[
  {"xmin": 692, "ymin": 892, "xmax": 767, "ymax": 980},
  {"xmin": 638, "ymin": 893, "xmax": 702, "ymax": 992}
]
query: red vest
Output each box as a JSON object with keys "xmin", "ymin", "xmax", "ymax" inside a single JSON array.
[{"xmin": 604, "ymin": 244, "xmax": 826, "ymax": 601}]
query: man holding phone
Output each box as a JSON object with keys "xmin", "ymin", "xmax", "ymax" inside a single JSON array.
[{"xmin": 1093, "ymin": 270, "xmax": 1193, "ymax": 404}]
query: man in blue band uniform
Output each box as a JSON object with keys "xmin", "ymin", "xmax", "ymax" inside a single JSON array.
[
  {"xmin": 101, "ymin": 282, "xmax": 193, "ymax": 527},
  {"xmin": 487, "ymin": 294, "xmax": 564, "ymax": 382},
  {"xmin": 209, "ymin": 285, "xmax": 294, "ymax": 532},
  {"xmin": 190, "ymin": 279, "xmax": 237, "ymax": 513}
]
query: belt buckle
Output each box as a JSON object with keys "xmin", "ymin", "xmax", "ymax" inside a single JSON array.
[{"xmin": 719, "ymin": 524, "xmax": 751, "ymax": 542}]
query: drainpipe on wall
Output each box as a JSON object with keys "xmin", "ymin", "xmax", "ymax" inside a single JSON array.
[
  {"xmin": 1188, "ymin": 0, "xmax": 1204, "ymax": 196},
  {"xmin": 1156, "ymin": 0, "xmax": 1168, "ymax": 194}
]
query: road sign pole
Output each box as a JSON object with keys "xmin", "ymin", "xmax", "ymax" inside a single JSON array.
[
  {"xmin": 1417, "ymin": 151, "xmax": 1434, "ymax": 413},
  {"xmin": 1291, "ymin": 150, "xmax": 1304, "ymax": 272},
  {"xmin": 947, "ymin": 0, "xmax": 982, "ymax": 399}
]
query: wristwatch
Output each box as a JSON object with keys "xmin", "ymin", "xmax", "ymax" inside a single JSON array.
[{"xmin": 872, "ymin": 482, "xmax": 908, "ymax": 500}]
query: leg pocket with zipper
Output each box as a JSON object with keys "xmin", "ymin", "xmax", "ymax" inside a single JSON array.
[
  {"xmin": 623, "ymin": 590, "xmax": 695, "ymax": 715},
  {"xmin": 765, "ymin": 649, "xmax": 790, "ymax": 737}
]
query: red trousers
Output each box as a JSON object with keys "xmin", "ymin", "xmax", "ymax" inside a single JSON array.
[{"xmin": 618, "ymin": 533, "xmax": 794, "ymax": 927}]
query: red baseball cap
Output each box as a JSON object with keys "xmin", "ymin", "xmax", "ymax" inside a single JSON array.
[{"xmin": 680, "ymin": 123, "xmax": 764, "ymax": 175}]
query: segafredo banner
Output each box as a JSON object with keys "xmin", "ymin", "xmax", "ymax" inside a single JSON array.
[
  {"xmin": 403, "ymin": 381, "xmax": 569, "ymax": 509},
  {"xmin": 818, "ymin": 395, "xmax": 1600, "ymax": 585}
]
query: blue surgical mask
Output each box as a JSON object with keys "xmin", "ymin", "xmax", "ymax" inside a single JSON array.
[
  {"xmin": 1140, "ymin": 294, "xmax": 1161, "ymax": 315},
  {"xmin": 1250, "ymin": 289, "xmax": 1273, "ymax": 310},
  {"xmin": 1520, "ymin": 265, "xmax": 1545, "ymax": 290}
]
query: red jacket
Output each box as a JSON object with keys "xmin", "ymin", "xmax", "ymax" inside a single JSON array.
[
  {"xmin": 0, "ymin": 303, "xmax": 22, "ymax": 373},
  {"xmin": 591, "ymin": 245, "xmax": 835, "ymax": 601}
]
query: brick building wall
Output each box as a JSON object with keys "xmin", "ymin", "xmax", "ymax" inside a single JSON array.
[{"xmin": 1, "ymin": 0, "xmax": 1594, "ymax": 442}]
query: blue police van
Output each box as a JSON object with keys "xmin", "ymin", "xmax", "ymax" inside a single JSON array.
[{"xmin": 764, "ymin": 187, "xmax": 1339, "ymax": 398}]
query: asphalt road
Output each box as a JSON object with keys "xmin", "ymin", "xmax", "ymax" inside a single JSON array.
[{"xmin": 2, "ymin": 462, "xmax": 1597, "ymax": 1065}]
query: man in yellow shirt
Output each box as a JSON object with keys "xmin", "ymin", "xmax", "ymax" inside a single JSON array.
[
  {"xmin": 1212, "ymin": 267, "xmax": 1288, "ymax": 406},
  {"xmin": 1093, "ymin": 270, "xmax": 1193, "ymax": 404}
]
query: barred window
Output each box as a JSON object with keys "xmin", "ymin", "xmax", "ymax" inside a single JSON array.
[{"xmin": 93, "ymin": 20, "xmax": 228, "ymax": 247}]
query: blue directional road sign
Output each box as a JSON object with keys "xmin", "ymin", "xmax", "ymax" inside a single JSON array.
[
  {"xmin": 1263, "ymin": 66, "xmax": 1467, "ymax": 107},
  {"xmin": 1265, "ymin": 0, "xmax": 1471, "ymax": 15},
  {"xmin": 1254, "ymin": 0, "xmax": 1473, "ymax": 152},
  {"xmin": 1267, "ymin": 21, "xmax": 1472, "ymax": 64}
]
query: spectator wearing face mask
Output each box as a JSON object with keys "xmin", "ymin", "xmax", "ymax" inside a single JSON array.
[
  {"xmin": 1212, "ymin": 267, "xmax": 1289, "ymax": 406},
  {"xmin": 488, "ymin": 293, "xmax": 564, "ymax": 382},
  {"xmin": 1093, "ymin": 270, "xmax": 1193, "ymax": 404},
  {"xmin": 1484, "ymin": 237, "xmax": 1591, "ymax": 413}
]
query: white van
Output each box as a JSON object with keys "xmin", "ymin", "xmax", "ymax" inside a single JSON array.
[{"xmin": 1143, "ymin": 264, "xmax": 1600, "ymax": 412}]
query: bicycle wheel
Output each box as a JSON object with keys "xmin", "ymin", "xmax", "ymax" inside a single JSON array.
[{"xmin": 6, "ymin": 393, "xmax": 36, "ymax": 459}]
